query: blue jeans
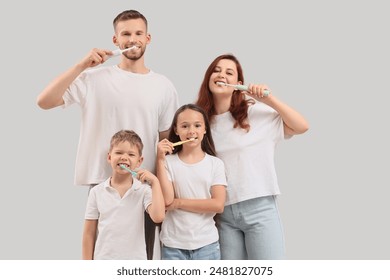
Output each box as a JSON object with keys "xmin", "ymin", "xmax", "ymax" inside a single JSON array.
[
  {"xmin": 162, "ymin": 241, "xmax": 221, "ymax": 260},
  {"xmin": 217, "ymin": 196, "xmax": 285, "ymax": 260}
]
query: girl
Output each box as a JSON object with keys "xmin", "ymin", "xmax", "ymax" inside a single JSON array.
[
  {"xmin": 156, "ymin": 104, "xmax": 227, "ymax": 260},
  {"xmin": 195, "ymin": 54, "xmax": 309, "ymax": 259}
]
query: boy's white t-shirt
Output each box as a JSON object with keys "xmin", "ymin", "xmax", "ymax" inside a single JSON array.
[
  {"xmin": 211, "ymin": 101, "xmax": 285, "ymax": 205},
  {"xmin": 62, "ymin": 65, "xmax": 179, "ymax": 186},
  {"xmin": 160, "ymin": 153, "xmax": 227, "ymax": 250},
  {"xmin": 85, "ymin": 177, "xmax": 152, "ymax": 260}
]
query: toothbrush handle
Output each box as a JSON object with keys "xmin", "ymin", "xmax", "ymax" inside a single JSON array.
[
  {"xmin": 234, "ymin": 84, "xmax": 249, "ymax": 91},
  {"xmin": 237, "ymin": 85, "xmax": 270, "ymax": 97},
  {"xmin": 110, "ymin": 49, "xmax": 121, "ymax": 57}
]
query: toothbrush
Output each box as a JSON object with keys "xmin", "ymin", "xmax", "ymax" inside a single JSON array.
[
  {"xmin": 216, "ymin": 82, "xmax": 270, "ymax": 96},
  {"xmin": 172, "ymin": 138, "xmax": 196, "ymax": 147},
  {"xmin": 110, "ymin": 45, "xmax": 138, "ymax": 57},
  {"xmin": 119, "ymin": 164, "xmax": 137, "ymax": 176}
]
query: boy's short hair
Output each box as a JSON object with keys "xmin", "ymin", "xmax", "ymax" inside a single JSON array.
[
  {"xmin": 109, "ymin": 130, "xmax": 143, "ymax": 155},
  {"xmin": 113, "ymin": 10, "xmax": 148, "ymax": 30}
]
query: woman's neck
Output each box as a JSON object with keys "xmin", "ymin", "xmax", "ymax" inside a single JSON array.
[{"xmin": 213, "ymin": 94, "xmax": 232, "ymax": 115}]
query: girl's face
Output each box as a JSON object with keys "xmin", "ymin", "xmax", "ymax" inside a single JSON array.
[
  {"xmin": 175, "ymin": 109, "xmax": 206, "ymax": 147},
  {"xmin": 108, "ymin": 141, "xmax": 143, "ymax": 174},
  {"xmin": 208, "ymin": 59, "xmax": 241, "ymax": 95}
]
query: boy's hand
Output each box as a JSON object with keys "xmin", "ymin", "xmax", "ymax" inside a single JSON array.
[{"xmin": 136, "ymin": 169, "xmax": 157, "ymax": 185}]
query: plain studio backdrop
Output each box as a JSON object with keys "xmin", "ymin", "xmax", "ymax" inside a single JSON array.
[{"xmin": 1, "ymin": 0, "xmax": 389, "ymax": 260}]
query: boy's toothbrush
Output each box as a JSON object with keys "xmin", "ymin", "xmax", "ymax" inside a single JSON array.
[
  {"xmin": 110, "ymin": 45, "xmax": 138, "ymax": 57},
  {"xmin": 172, "ymin": 138, "xmax": 196, "ymax": 147},
  {"xmin": 119, "ymin": 164, "xmax": 137, "ymax": 176},
  {"xmin": 216, "ymin": 82, "xmax": 270, "ymax": 96}
]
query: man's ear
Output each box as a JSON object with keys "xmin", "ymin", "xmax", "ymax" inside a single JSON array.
[
  {"xmin": 113, "ymin": 35, "xmax": 119, "ymax": 46},
  {"xmin": 146, "ymin": 33, "xmax": 151, "ymax": 45}
]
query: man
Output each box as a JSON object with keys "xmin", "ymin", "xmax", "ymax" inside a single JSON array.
[{"xmin": 37, "ymin": 10, "xmax": 179, "ymax": 259}]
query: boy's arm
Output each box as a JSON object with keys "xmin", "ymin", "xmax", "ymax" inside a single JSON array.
[
  {"xmin": 82, "ymin": 219, "xmax": 98, "ymax": 260},
  {"xmin": 166, "ymin": 185, "xmax": 226, "ymax": 214},
  {"xmin": 137, "ymin": 170, "xmax": 165, "ymax": 223},
  {"xmin": 36, "ymin": 48, "xmax": 112, "ymax": 110}
]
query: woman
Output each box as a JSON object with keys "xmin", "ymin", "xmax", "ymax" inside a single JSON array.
[{"xmin": 195, "ymin": 54, "xmax": 309, "ymax": 259}]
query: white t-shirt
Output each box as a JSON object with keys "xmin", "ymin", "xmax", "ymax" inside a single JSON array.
[
  {"xmin": 160, "ymin": 153, "xmax": 227, "ymax": 250},
  {"xmin": 63, "ymin": 65, "xmax": 179, "ymax": 186},
  {"xmin": 85, "ymin": 177, "xmax": 152, "ymax": 260},
  {"xmin": 211, "ymin": 101, "xmax": 285, "ymax": 205}
]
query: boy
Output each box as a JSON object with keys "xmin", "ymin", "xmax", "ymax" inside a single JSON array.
[{"xmin": 82, "ymin": 130, "xmax": 165, "ymax": 259}]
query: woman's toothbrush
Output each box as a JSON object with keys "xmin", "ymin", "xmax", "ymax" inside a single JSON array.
[
  {"xmin": 119, "ymin": 164, "xmax": 137, "ymax": 176},
  {"xmin": 172, "ymin": 138, "xmax": 196, "ymax": 147},
  {"xmin": 110, "ymin": 46, "xmax": 138, "ymax": 57},
  {"xmin": 216, "ymin": 82, "xmax": 270, "ymax": 96}
]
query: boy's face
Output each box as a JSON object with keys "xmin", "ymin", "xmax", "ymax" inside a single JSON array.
[{"xmin": 108, "ymin": 141, "xmax": 143, "ymax": 174}]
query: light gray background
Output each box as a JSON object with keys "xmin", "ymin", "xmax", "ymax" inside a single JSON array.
[{"xmin": 1, "ymin": 0, "xmax": 389, "ymax": 259}]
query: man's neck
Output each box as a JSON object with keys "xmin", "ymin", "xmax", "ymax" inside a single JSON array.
[{"xmin": 118, "ymin": 58, "xmax": 149, "ymax": 74}]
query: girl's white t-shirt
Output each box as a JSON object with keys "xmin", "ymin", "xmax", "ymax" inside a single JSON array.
[{"xmin": 160, "ymin": 153, "xmax": 227, "ymax": 250}]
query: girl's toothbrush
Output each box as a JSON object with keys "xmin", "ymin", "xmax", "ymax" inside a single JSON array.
[
  {"xmin": 110, "ymin": 45, "xmax": 138, "ymax": 57},
  {"xmin": 216, "ymin": 82, "xmax": 270, "ymax": 96},
  {"xmin": 119, "ymin": 164, "xmax": 137, "ymax": 176},
  {"xmin": 172, "ymin": 138, "xmax": 196, "ymax": 147}
]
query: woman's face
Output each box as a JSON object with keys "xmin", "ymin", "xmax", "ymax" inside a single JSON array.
[{"xmin": 208, "ymin": 59, "xmax": 240, "ymax": 95}]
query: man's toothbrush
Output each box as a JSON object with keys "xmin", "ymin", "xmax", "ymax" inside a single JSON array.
[
  {"xmin": 110, "ymin": 45, "xmax": 138, "ymax": 57},
  {"xmin": 216, "ymin": 82, "xmax": 270, "ymax": 96},
  {"xmin": 119, "ymin": 164, "xmax": 137, "ymax": 176}
]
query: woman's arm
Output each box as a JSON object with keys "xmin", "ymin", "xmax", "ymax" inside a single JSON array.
[{"xmin": 245, "ymin": 84, "xmax": 309, "ymax": 136}]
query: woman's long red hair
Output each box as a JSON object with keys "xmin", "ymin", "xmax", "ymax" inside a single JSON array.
[{"xmin": 195, "ymin": 54, "xmax": 253, "ymax": 131}]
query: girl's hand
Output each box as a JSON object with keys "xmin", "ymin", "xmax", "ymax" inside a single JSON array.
[
  {"xmin": 166, "ymin": 199, "xmax": 180, "ymax": 211},
  {"xmin": 157, "ymin": 139, "xmax": 174, "ymax": 160}
]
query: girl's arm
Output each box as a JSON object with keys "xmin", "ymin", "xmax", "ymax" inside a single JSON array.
[
  {"xmin": 166, "ymin": 185, "xmax": 226, "ymax": 214},
  {"xmin": 156, "ymin": 140, "xmax": 175, "ymax": 206},
  {"xmin": 138, "ymin": 170, "xmax": 165, "ymax": 223},
  {"xmin": 82, "ymin": 219, "xmax": 97, "ymax": 260}
]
